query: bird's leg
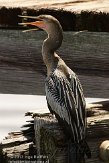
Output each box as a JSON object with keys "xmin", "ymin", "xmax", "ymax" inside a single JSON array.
[
  {"xmin": 68, "ymin": 139, "xmax": 77, "ymax": 163},
  {"xmin": 68, "ymin": 139, "xmax": 85, "ymax": 163}
]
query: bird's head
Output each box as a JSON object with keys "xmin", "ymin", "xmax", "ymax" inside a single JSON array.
[
  {"xmin": 19, "ymin": 14, "xmax": 63, "ymax": 51},
  {"xmin": 19, "ymin": 15, "xmax": 62, "ymax": 36}
]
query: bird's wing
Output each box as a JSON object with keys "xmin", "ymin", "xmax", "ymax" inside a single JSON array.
[{"xmin": 45, "ymin": 69, "xmax": 86, "ymax": 143}]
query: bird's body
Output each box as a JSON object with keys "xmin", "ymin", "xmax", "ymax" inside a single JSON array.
[
  {"xmin": 45, "ymin": 55, "xmax": 86, "ymax": 143},
  {"xmin": 45, "ymin": 54, "xmax": 89, "ymax": 162},
  {"xmin": 20, "ymin": 14, "xmax": 91, "ymax": 162}
]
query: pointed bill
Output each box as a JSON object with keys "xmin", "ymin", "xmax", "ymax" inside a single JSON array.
[
  {"xmin": 19, "ymin": 21, "xmax": 45, "ymax": 29},
  {"xmin": 18, "ymin": 15, "xmax": 45, "ymax": 31},
  {"xmin": 22, "ymin": 28, "xmax": 39, "ymax": 33},
  {"xmin": 18, "ymin": 15, "xmax": 38, "ymax": 19}
]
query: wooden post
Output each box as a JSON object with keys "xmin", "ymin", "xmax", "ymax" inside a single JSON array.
[
  {"xmin": 33, "ymin": 101, "xmax": 109, "ymax": 163},
  {"xmin": 1, "ymin": 100, "xmax": 109, "ymax": 162}
]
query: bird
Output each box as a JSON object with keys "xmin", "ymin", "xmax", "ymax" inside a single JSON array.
[{"xmin": 19, "ymin": 14, "xmax": 91, "ymax": 162}]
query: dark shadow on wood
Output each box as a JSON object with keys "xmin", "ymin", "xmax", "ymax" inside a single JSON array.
[{"xmin": 0, "ymin": 7, "xmax": 109, "ymax": 31}]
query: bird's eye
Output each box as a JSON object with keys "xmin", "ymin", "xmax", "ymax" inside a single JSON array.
[{"xmin": 44, "ymin": 18, "xmax": 49, "ymax": 21}]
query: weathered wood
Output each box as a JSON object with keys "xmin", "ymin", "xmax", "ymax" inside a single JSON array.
[
  {"xmin": 0, "ymin": 30, "xmax": 109, "ymax": 97},
  {"xmin": 1, "ymin": 120, "xmax": 37, "ymax": 162},
  {"xmin": 1, "ymin": 100, "xmax": 109, "ymax": 162},
  {"xmin": 34, "ymin": 114, "xmax": 109, "ymax": 163},
  {"xmin": 1, "ymin": 132, "xmax": 35, "ymax": 157},
  {"xmin": 32, "ymin": 101, "xmax": 109, "ymax": 162},
  {"xmin": 86, "ymin": 100, "xmax": 109, "ymax": 117},
  {"xmin": 0, "ymin": 0, "xmax": 109, "ymax": 32},
  {"xmin": 0, "ymin": 8, "xmax": 109, "ymax": 31},
  {"xmin": 0, "ymin": 0, "xmax": 109, "ymax": 13}
]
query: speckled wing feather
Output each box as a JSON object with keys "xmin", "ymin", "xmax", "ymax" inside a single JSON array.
[{"xmin": 45, "ymin": 68, "xmax": 86, "ymax": 143}]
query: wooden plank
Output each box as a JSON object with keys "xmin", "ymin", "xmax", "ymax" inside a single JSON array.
[
  {"xmin": 0, "ymin": 30, "xmax": 109, "ymax": 97},
  {"xmin": 1, "ymin": 101, "xmax": 109, "ymax": 162},
  {"xmin": 0, "ymin": 7, "xmax": 109, "ymax": 31},
  {"xmin": 34, "ymin": 113, "xmax": 109, "ymax": 163},
  {"xmin": 0, "ymin": 0, "xmax": 109, "ymax": 13},
  {"xmin": 1, "ymin": 94, "xmax": 108, "ymax": 142}
]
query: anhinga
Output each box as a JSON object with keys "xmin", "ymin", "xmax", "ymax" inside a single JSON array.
[{"xmin": 19, "ymin": 15, "xmax": 91, "ymax": 162}]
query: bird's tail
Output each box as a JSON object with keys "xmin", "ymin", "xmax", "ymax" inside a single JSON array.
[{"xmin": 68, "ymin": 139, "xmax": 91, "ymax": 163}]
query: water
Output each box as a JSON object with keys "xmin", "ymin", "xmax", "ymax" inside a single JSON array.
[{"xmin": 0, "ymin": 94, "xmax": 108, "ymax": 142}]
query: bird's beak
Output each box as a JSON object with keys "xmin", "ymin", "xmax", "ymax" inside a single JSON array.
[{"xmin": 18, "ymin": 15, "xmax": 45, "ymax": 32}]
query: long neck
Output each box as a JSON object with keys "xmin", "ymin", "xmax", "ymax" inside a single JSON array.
[{"xmin": 42, "ymin": 30, "xmax": 63, "ymax": 75}]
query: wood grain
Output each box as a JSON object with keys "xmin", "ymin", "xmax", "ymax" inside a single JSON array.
[
  {"xmin": 0, "ymin": 29, "xmax": 109, "ymax": 97},
  {"xmin": 0, "ymin": 0, "xmax": 109, "ymax": 13},
  {"xmin": 2, "ymin": 101, "xmax": 109, "ymax": 162},
  {"xmin": 36, "ymin": 113, "xmax": 109, "ymax": 163}
]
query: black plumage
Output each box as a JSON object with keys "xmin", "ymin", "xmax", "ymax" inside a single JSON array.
[
  {"xmin": 20, "ymin": 14, "xmax": 91, "ymax": 162},
  {"xmin": 45, "ymin": 68, "xmax": 86, "ymax": 143}
]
